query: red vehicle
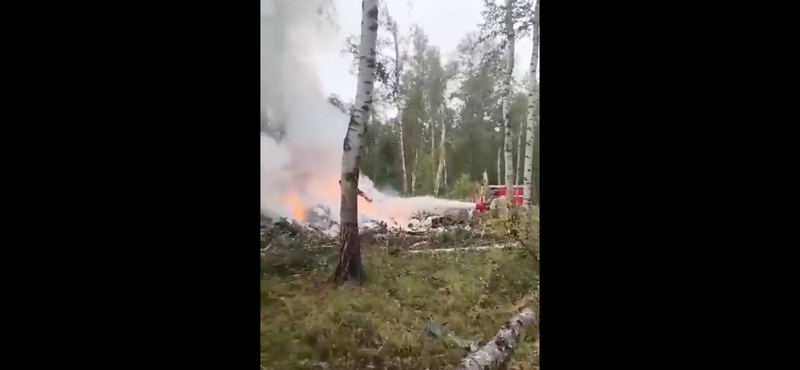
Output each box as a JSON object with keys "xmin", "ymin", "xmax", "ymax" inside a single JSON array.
[{"xmin": 474, "ymin": 185, "xmax": 525, "ymax": 212}]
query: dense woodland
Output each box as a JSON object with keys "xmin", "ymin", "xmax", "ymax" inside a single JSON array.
[
  {"xmin": 262, "ymin": 0, "xmax": 540, "ymax": 204},
  {"xmin": 261, "ymin": 1, "xmax": 540, "ymax": 368}
]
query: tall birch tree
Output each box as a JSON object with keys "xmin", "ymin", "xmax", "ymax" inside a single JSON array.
[
  {"xmin": 333, "ymin": 0, "xmax": 379, "ymax": 285},
  {"xmin": 523, "ymin": 0, "xmax": 539, "ymax": 206},
  {"xmin": 434, "ymin": 104, "xmax": 447, "ymax": 195},
  {"xmin": 501, "ymin": 0, "xmax": 516, "ymax": 204},
  {"xmin": 386, "ymin": 15, "xmax": 409, "ymax": 195},
  {"xmin": 516, "ymin": 116, "xmax": 523, "ymax": 185}
]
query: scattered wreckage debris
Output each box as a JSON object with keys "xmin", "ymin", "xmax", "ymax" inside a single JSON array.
[{"xmin": 261, "ymin": 201, "xmax": 523, "ymax": 257}]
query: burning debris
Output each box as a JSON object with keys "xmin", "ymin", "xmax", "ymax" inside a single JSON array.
[
  {"xmin": 305, "ymin": 205, "xmax": 335, "ymax": 231},
  {"xmin": 260, "ymin": 201, "xmax": 529, "ymax": 280},
  {"xmin": 261, "ymin": 201, "xmax": 490, "ymax": 259}
]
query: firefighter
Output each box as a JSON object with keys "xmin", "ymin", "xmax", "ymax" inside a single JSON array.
[{"xmin": 489, "ymin": 189, "xmax": 509, "ymax": 220}]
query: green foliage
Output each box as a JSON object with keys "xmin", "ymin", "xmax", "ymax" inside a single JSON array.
[
  {"xmin": 451, "ymin": 173, "xmax": 480, "ymax": 201},
  {"xmin": 411, "ymin": 151, "xmax": 435, "ymax": 195},
  {"xmin": 478, "ymin": 0, "xmax": 537, "ymax": 44},
  {"xmin": 336, "ymin": 22, "xmax": 538, "ymax": 198},
  {"xmin": 520, "ymin": 206, "xmax": 540, "ymax": 260}
]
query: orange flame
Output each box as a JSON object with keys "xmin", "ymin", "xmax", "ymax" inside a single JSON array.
[
  {"xmin": 280, "ymin": 177, "xmax": 383, "ymax": 223},
  {"xmin": 285, "ymin": 191, "xmax": 306, "ymax": 222}
]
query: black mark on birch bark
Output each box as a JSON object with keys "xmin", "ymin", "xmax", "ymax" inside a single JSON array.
[{"xmin": 367, "ymin": 6, "xmax": 378, "ymax": 19}]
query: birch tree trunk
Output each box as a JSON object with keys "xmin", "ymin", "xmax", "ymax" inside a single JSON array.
[
  {"xmin": 443, "ymin": 156, "xmax": 447, "ymax": 194},
  {"xmin": 497, "ymin": 147, "xmax": 501, "ymax": 186},
  {"xmin": 533, "ymin": 117, "xmax": 540, "ymax": 205},
  {"xmin": 523, "ymin": 0, "xmax": 540, "ymax": 207},
  {"xmin": 431, "ymin": 105, "xmax": 435, "ymax": 168},
  {"xmin": 398, "ymin": 115, "xmax": 408, "ymax": 195},
  {"xmin": 455, "ymin": 307, "xmax": 536, "ymax": 370},
  {"xmin": 389, "ymin": 21, "xmax": 408, "ymax": 196},
  {"xmin": 333, "ymin": 0, "xmax": 379, "ymax": 285},
  {"xmin": 429, "ymin": 104, "xmax": 436, "ymax": 191},
  {"xmin": 482, "ymin": 170, "xmax": 490, "ymax": 201},
  {"xmin": 502, "ymin": 0, "xmax": 516, "ymax": 205},
  {"xmin": 434, "ymin": 105, "xmax": 447, "ymax": 195},
  {"xmin": 411, "ymin": 149, "xmax": 418, "ymax": 196},
  {"xmin": 515, "ymin": 117, "xmax": 523, "ymax": 185},
  {"xmin": 398, "ymin": 110, "xmax": 408, "ymax": 195}
]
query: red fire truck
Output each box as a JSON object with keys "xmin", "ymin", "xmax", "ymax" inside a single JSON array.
[{"xmin": 474, "ymin": 185, "xmax": 525, "ymax": 212}]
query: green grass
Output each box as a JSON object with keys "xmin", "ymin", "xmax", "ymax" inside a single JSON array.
[{"xmin": 260, "ymin": 245, "xmax": 539, "ymax": 370}]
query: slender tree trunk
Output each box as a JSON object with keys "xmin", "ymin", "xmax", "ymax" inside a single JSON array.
[
  {"xmin": 398, "ymin": 114, "xmax": 408, "ymax": 195},
  {"xmin": 502, "ymin": 0, "xmax": 516, "ymax": 205},
  {"xmin": 482, "ymin": 170, "xmax": 490, "ymax": 201},
  {"xmin": 533, "ymin": 118, "xmax": 540, "ymax": 205},
  {"xmin": 430, "ymin": 104, "xmax": 436, "ymax": 192},
  {"xmin": 411, "ymin": 149, "xmax": 418, "ymax": 196},
  {"xmin": 398, "ymin": 116, "xmax": 408, "ymax": 195},
  {"xmin": 333, "ymin": 0, "xmax": 379, "ymax": 285},
  {"xmin": 523, "ymin": 0, "xmax": 540, "ymax": 207},
  {"xmin": 389, "ymin": 20, "xmax": 408, "ymax": 196},
  {"xmin": 443, "ymin": 157, "xmax": 447, "ymax": 194},
  {"xmin": 434, "ymin": 105, "xmax": 447, "ymax": 195},
  {"xmin": 515, "ymin": 117, "xmax": 523, "ymax": 185},
  {"xmin": 497, "ymin": 147, "xmax": 501, "ymax": 186}
]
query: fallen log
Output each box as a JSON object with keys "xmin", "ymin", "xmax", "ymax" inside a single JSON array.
[{"xmin": 455, "ymin": 307, "xmax": 536, "ymax": 370}]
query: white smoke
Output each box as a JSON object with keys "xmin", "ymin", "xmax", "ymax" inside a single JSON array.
[
  {"xmin": 260, "ymin": 0, "xmax": 346, "ymax": 220},
  {"xmin": 260, "ymin": 0, "xmax": 476, "ymax": 226}
]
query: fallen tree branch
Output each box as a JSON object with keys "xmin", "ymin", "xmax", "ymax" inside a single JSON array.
[
  {"xmin": 408, "ymin": 241, "xmax": 428, "ymax": 249},
  {"xmin": 455, "ymin": 307, "xmax": 536, "ymax": 370},
  {"xmin": 306, "ymin": 244, "xmax": 338, "ymax": 249},
  {"xmin": 426, "ymin": 321, "xmax": 482, "ymax": 352},
  {"xmin": 338, "ymin": 180, "xmax": 372, "ymax": 202},
  {"xmin": 407, "ymin": 243, "xmax": 520, "ymax": 254}
]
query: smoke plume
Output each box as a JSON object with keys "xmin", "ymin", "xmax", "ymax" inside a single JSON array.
[{"xmin": 260, "ymin": 0, "xmax": 475, "ymax": 226}]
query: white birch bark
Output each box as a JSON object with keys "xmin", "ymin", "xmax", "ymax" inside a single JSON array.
[
  {"xmin": 482, "ymin": 169, "xmax": 489, "ymax": 200},
  {"xmin": 430, "ymin": 104, "xmax": 435, "ymax": 171},
  {"xmin": 502, "ymin": 0, "xmax": 516, "ymax": 203},
  {"xmin": 523, "ymin": 0, "xmax": 540, "ymax": 207},
  {"xmin": 334, "ymin": 0, "xmax": 380, "ymax": 283},
  {"xmin": 411, "ymin": 148, "xmax": 418, "ymax": 196},
  {"xmin": 443, "ymin": 156, "xmax": 447, "ymax": 193},
  {"xmin": 497, "ymin": 147, "xmax": 502, "ymax": 186},
  {"xmin": 455, "ymin": 307, "xmax": 537, "ymax": 370},
  {"xmin": 429, "ymin": 103, "xmax": 436, "ymax": 191},
  {"xmin": 398, "ymin": 114, "xmax": 408, "ymax": 195},
  {"xmin": 515, "ymin": 117, "xmax": 523, "ymax": 185},
  {"xmin": 434, "ymin": 104, "xmax": 447, "ymax": 195}
]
